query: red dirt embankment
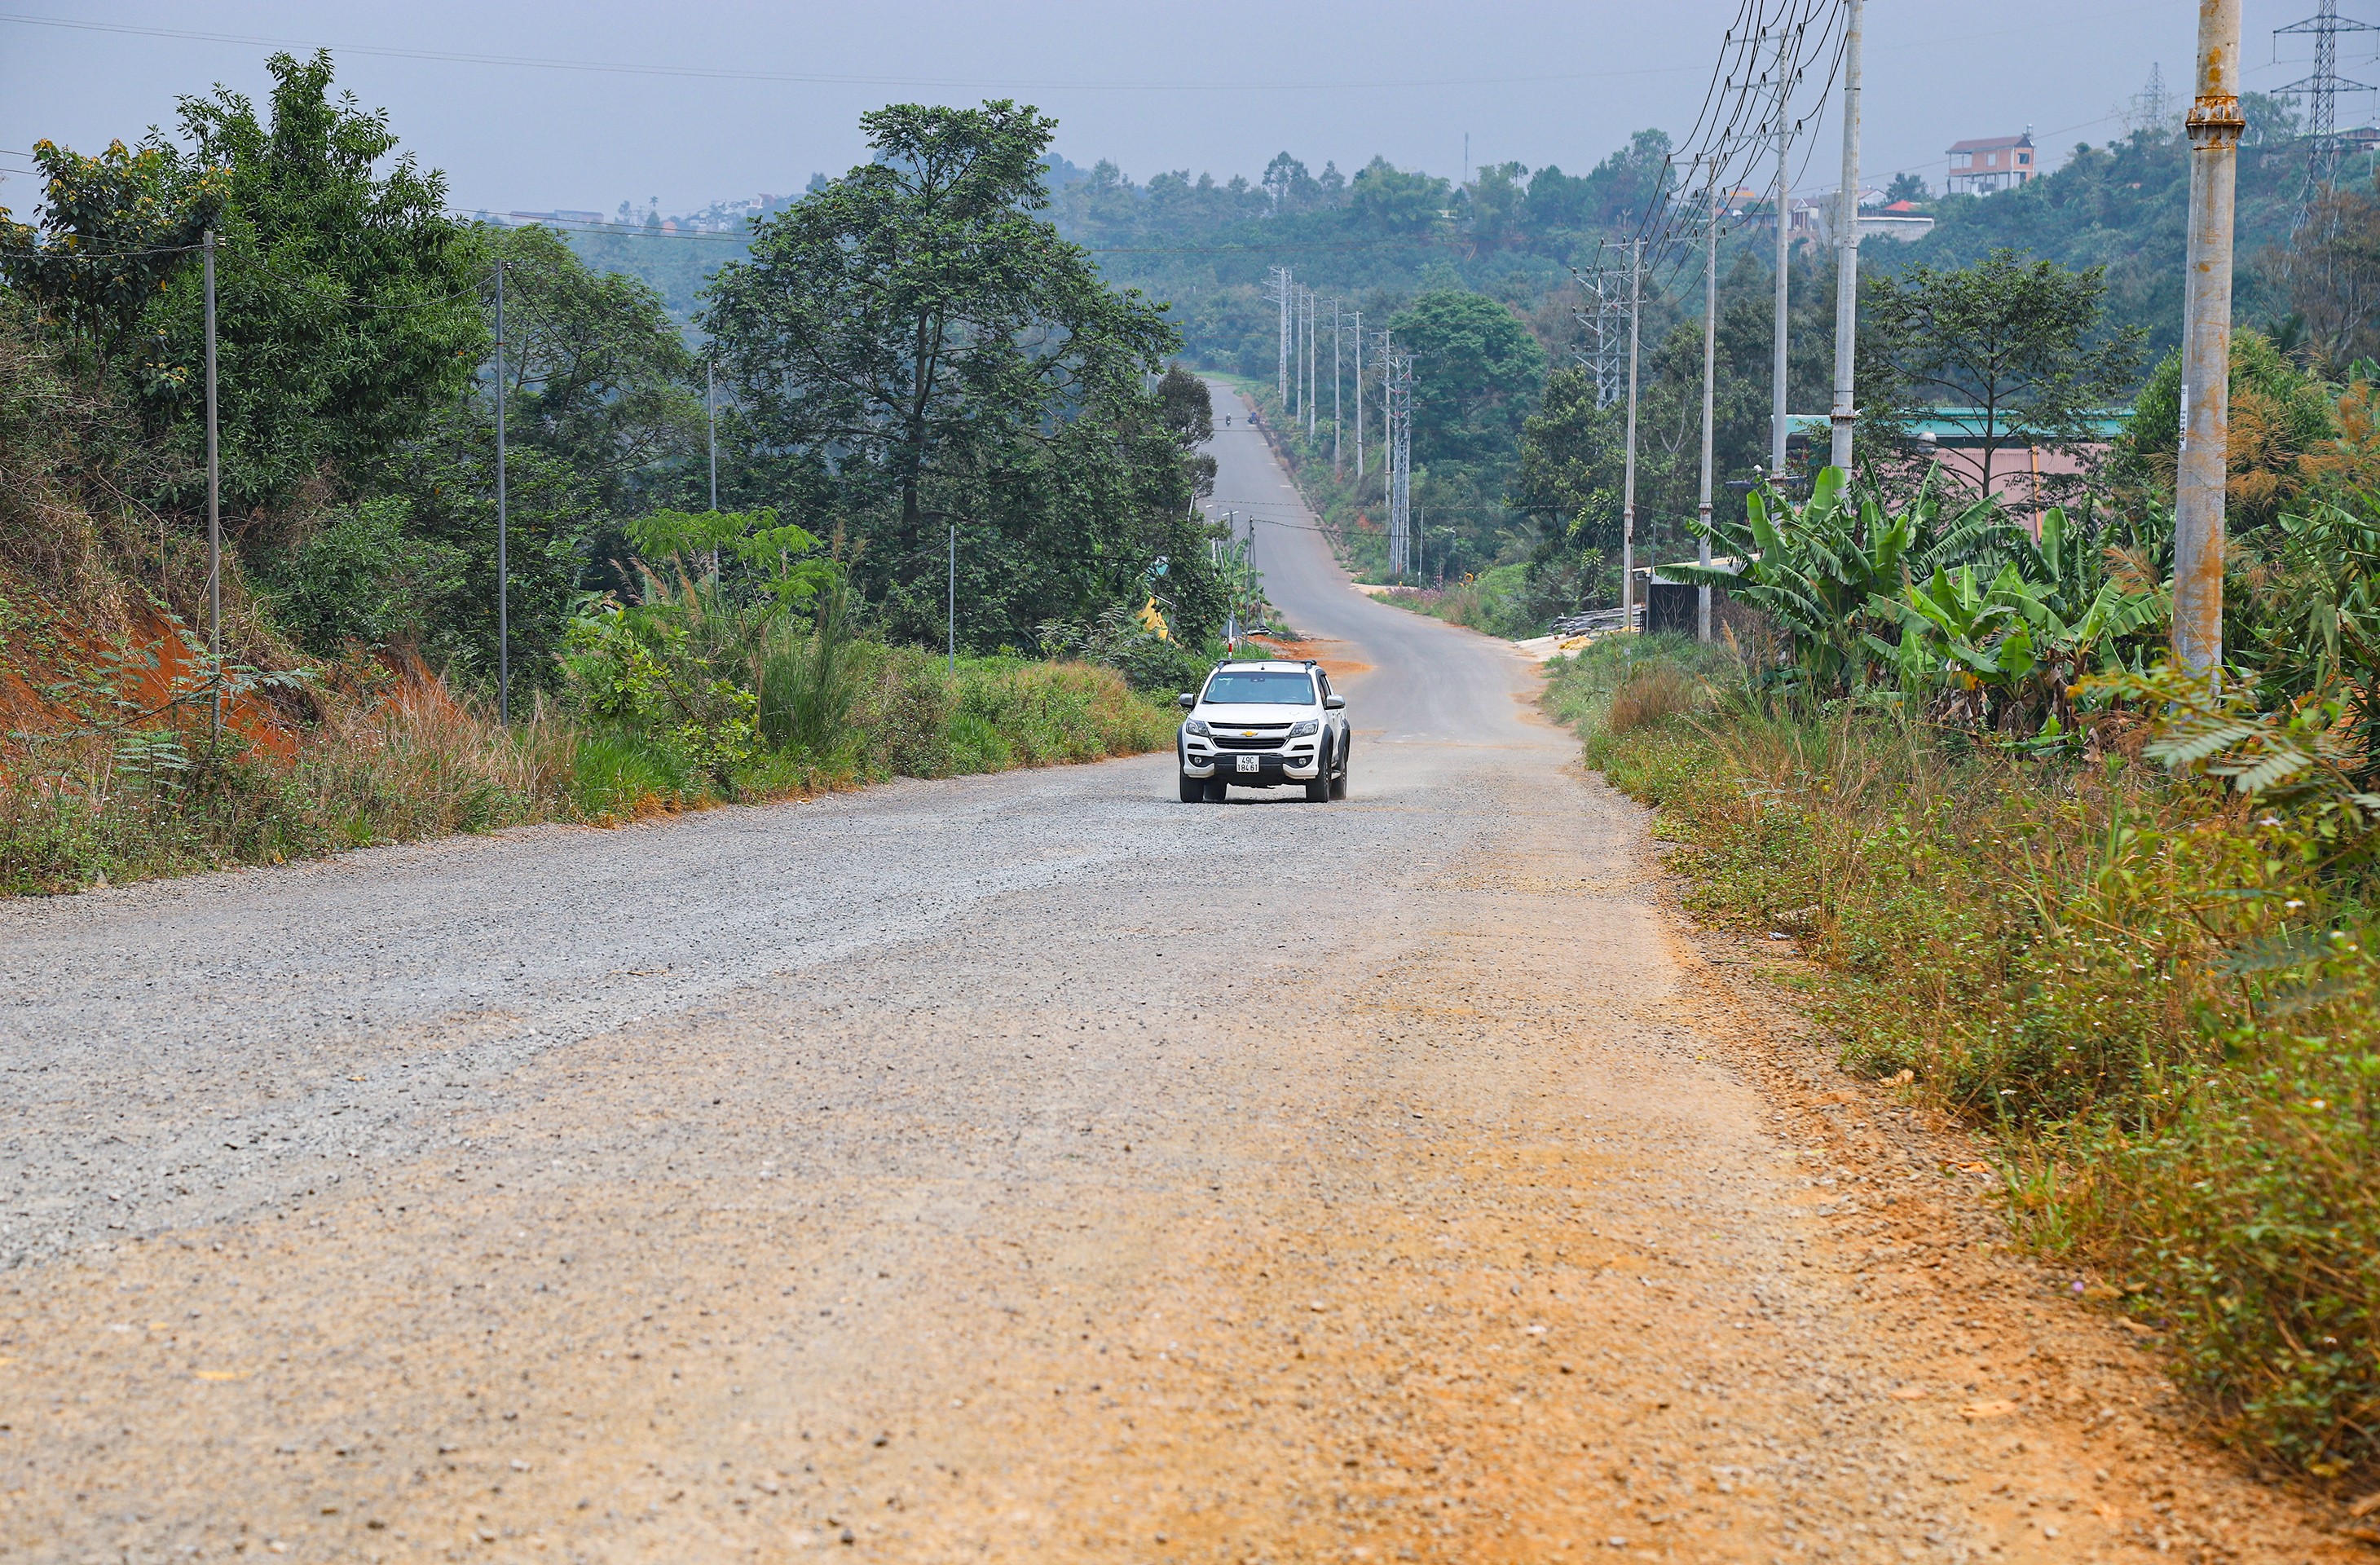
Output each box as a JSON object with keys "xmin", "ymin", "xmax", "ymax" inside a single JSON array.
[{"xmin": 0, "ymin": 584, "xmax": 303, "ymax": 765}]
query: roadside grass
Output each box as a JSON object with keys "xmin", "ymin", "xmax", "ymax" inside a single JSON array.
[
  {"xmin": 1368, "ymin": 566, "xmax": 1543, "ymax": 639},
  {"xmin": 2, "ymin": 644, "xmax": 1176, "ymax": 896},
  {"xmin": 1, "ymin": 685, "xmax": 574, "ymax": 895},
  {"xmin": 1545, "ymin": 638, "xmax": 2380, "ymax": 1481}
]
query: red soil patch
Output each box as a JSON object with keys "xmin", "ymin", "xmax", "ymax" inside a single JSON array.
[
  {"xmin": 1246, "ymin": 632, "xmax": 1372, "ymax": 686},
  {"xmin": 0, "ymin": 591, "xmax": 303, "ymax": 765}
]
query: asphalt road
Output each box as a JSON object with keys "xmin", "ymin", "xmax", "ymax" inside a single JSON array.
[{"xmin": 0, "ymin": 385, "xmax": 2339, "ymax": 1563}]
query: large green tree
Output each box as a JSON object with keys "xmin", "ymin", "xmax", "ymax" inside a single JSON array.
[
  {"xmin": 1386, "ymin": 289, "xmax": 1546, "ymax": 471},
  {"xmin": 1858, "ymin": 249, "xmax": 2145, "ymax": 501},
  {"xmin": 701, "ymin": 100, "xmax": 1219, "ymax": 649},
  {"xmin": 1349, "ymin": 158, "xmax": 1449, "ymax": 237},
  {"xmin": 149, "ymin": 51, "xmax": 483, "ymax": 524},
  {"xmin": 0, "ymin": 137, "xmax": 222, "ymax": 374},
  {"xmin": 262, "ymin": 223, "xmax": 703, "ymax": 677},
  {"xmin": 488, "ymin": 224, "xmax": 700, "ymax": 490}
]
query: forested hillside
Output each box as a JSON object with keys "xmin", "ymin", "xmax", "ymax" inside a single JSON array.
[{"xmin": 0, "ymin": 57, "xmax": 1200, "ymax": 893}]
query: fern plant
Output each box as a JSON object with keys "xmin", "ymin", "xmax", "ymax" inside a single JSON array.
[{"xmin": 2087, "ymin": 664, "xmax": 2380, "ymax": 865}]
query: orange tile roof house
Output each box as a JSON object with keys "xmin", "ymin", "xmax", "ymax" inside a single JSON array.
[{"xmin": 1946, "ymin": 133, "xmax": 2036, "ymax": 195}]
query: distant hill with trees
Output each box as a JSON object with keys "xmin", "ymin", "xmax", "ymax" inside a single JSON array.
[{"xmin": 539, "ymin": 103, "xmax": 2365, "ymax": 626}]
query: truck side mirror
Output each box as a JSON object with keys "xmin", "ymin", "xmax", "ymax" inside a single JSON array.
[
  {"xmin": 1177, "ymin": 693, "xmax": 1197, "ymax": 709},
  {"xmin": 1324, "ymin": 694, "xmax": 1346, "ymax": 710}
]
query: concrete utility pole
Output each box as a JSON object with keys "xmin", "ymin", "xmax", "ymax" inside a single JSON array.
[
  {"xmin": 948, "ymin": 521, "xmax": 958, "ymax": 674},
  {"xmin": 1622, "ymin": 237, "xmax": 1642, "ymax": 634},
  {"xmin": 1828, "ymin": 0, "xmax": 1866, "ymax": 473},
  {"xmin": 2176, "ymin": 0, "xmax": 2245, "ymax": 676},
  {"xmin": 1294, "ymin": 285, "xmax": 1313, "ymax": 421},
  {"xmin": 1305, "ymin": 289, "xmax": 1316, "ymax": 426},
  {"xmin": 1770, "ymin": 24, "xmax": 1795, "ymax": 478},
  {"xmin": 203, "ymin": 230, "xmax": 219, "ymax": 743},
  {"xmin": 1333, "ymin": 298, "xmax": 1343, "ymax": 471},
  {"xmin": 1697, "ymin": 170, "xmax": 1720, "ymax": 644},
  {"xmin": 1298, "ymin": 286, "xmax": 1310, "ymax": 423},
  {"xmin": 1307, "ymin": 289, "xmax": 1319, "ymax": 440},
  {"xmin": 1270, "ymin": 266, "xmax": 1292, "ymax": 404},
  {"xmin": 495, "ymin": 258, "xmax": 510, "ymax": 724},
  {"xmin": 1351, "ymin": 310, "xmax": 1364, "ymax": 477}
]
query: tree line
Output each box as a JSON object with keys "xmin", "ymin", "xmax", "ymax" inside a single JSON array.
[{"xmin": 0, "ymin": 52, "xmax": 1227, "ymax": 700}]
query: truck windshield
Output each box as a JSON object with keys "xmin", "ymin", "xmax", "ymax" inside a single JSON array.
[{"xmin": 1203, "ymin": 671, "xmax": 1316, "ymax": 705}]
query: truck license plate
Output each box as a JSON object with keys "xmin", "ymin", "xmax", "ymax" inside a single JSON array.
[{"xmin": 1236, "ymin": 754, "xmax": 1259, "ymax": 773}]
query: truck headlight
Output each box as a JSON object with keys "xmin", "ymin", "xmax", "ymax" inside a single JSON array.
[
  {"xmin": 1183, "ymin": 718, "xmax": 1210, "ymax": 737},
  {"xmin": 1288, "ymin": 718, "xmax": 1320, "ymax": 738}
]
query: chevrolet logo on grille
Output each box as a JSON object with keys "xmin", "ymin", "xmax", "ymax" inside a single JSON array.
[{"xmin": 1240, "ymin": 730, "xmax": 1256, "ymax": 737}]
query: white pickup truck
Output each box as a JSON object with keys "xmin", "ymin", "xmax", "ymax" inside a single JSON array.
[{"xmin": 1175, "ymin": 659, "xmax": 1351, "ymax": 803}]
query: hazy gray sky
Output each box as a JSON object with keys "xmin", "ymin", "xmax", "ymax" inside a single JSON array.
[{"xmin": 0, "ymin": 2, "xmax": 2364, "ymax": 217}]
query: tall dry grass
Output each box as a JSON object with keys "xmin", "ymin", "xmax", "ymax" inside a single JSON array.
[{"xmin": 0, "ymin": 674, "xmax": 575, "ymax": 895}]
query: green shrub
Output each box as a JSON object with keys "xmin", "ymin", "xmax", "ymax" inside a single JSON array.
[
  {"xmin": 2034, "ymin": 1004, "xmax": 2380, "ymax": 1476},
  {"xmin": 571, "ymin": 731, "xmax": 683, "ymax": 818},
  {"xmin": 259, "ymin": 496, "xmax": 468, "ymax": 655},
  {"xmin": 759, "ymin": 575, "xmax": 862, "ymax": 759}
]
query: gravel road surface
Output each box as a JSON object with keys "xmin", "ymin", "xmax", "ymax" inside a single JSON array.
[{"xmin": 0, "ymin": 386, "xmax": 2354, "ymax": 1563}]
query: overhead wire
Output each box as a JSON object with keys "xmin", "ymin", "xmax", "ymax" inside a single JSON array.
[
  {"xmin": 0, "ymin": 10, "xmax": 1706, "ymax": 95},
  {"xmin": 1622, "ymin": 0, "xmax": 1845, "ymax": 309}
]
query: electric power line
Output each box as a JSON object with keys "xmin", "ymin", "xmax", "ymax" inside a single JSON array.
[{"xmin": 0, "ymin": 10, "xmax": 1708, "ymax": 95}]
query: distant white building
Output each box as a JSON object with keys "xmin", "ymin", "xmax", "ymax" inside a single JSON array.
[{"xmin": 1793, "ymin": 191, "xmax": 1934, "ymax": 245}]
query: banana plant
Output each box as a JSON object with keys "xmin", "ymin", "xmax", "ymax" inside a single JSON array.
[
  {"xmin": 1884, "ymin": 504, "xmax": 2166, "ymax": 734},
  {"xmin": 1675, "ymin": 465, "xmax": 2025, "ymax": 694}
]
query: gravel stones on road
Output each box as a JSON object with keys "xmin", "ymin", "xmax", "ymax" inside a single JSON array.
[
  {"xmin": 2, "ymin": 738, "xmax": 2356, "ymax": 1561},
  {"xmin": 4, "ymin": 389, "xmax": 2363, "ymax": 1559}
]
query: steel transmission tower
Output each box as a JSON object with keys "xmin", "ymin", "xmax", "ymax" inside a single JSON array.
[
  {"xmin": 1570, "ymin": 255, "xmax": 1629, "ymax": 407},
  {"xmin": 2276, "ymin": 0, "xmax": 2379, "ymax": 187},
  {"xmin": 1381, "ymin": 337, "xmax": 1415, "ymax": 576},
  {"xmin": 2123, "ymin": 63, "xmax": 2175, "ymax": 137}
]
